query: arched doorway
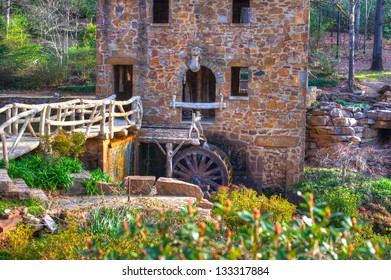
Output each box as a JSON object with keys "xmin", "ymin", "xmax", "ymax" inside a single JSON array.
[{"xmin": 182, "ymin": 66, "xmax": 216, "ymax": 122}]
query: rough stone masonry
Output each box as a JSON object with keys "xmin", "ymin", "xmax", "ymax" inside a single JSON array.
[{"xmin": 96, "ymin": 0, "xmax": 310, "ymax": 190}]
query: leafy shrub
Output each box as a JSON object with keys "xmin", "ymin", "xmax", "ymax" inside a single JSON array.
[
  {"xmin": 48, "ymin": 130, "xmax": 86, "ymax": 158},
  {"xmin": 0, "ymin": 218, "xmax": 89, "ymax": 260},
  {"xmin": 57, "ymin": 85, "xmax": 96, "ymax": 93},
  {"xmin": 212, "ymin": 188, "xmax": 296, "ymax": 228},
  {"xmin": 83, "ymin": 169, "xmax": 112, "ymax": 196},
  {"xmin": 7, "ymin": 155, "xmax": 82, "ymax": 191},
  {"xmin": 0, "ymin": 198, "xmax": 45, "ymax": 216},
  {"xmin": 335, "ymin": 100, "xmax": 367, "ymax": 108},
  {"xmin": 319, "ymin": 188, "xmax": 361, "ymax": 225},
  {"xmin": 308, "ymin": 78, "xmax": 338, "ymax": 88},
  {"xmin": 359, "ymin": 203, "xmax": 391, "ymax": 235},
  {"xmin": 85, "ymin": 207, "xmax": 139, "ymax": 237},
  {"xmin": 83, "ymin": 194, "xmax": 391, "ymax": 260}
]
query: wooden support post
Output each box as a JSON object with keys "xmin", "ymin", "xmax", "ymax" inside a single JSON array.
[
  {"xmin": 11, "ymin": 107, "xmax": 18, "ymax": 135},
  {"xmin": 1, "ymin": 133, "xmax": 9, "ymax": 168},
  {"xmin": 6, "ymin": 109, "xmax": 11, "ymax": 135},
  {"xmin": 165, "ymin": 143, "xmax": 174, "ymax": 178}
]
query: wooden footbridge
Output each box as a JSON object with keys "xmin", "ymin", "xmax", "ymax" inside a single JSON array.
[{"xmin": 0, "ymin": 95, "xmax": 143, "ymax": 167}]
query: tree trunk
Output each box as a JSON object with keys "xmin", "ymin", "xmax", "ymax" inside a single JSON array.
[
  {"xmin": 5, "ymin": 0, "xmax": 10, "ymax": 29},
  {"xmin": 355, "ymin": 0, "xmax": 361, "ymax": 50},
  {"xmin": 336, "ymin": 0, "xmax": 341, "ymax": 58},
  {"xmin": 363, "ymin": 0, "xmax": 368, "ymax": 54},
  {"xmin": 370, "ymin": 0, "xmax": 384, "ymax": 71},
  {"xmin": 348, "ymin": 0, "xmax": 356, "ymax": 92},
  {"xmin": 317, "ymin": 4, "xmax": 322, "ymax": 47}
]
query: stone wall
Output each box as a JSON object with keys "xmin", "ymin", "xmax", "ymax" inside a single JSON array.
[
  {"xmin": 96, "ymin": 0, "xmax": 310, "ymax": 190},
  {"xmin": 306, "ymin": 101, "xmax": 391, "ymax": 153}
]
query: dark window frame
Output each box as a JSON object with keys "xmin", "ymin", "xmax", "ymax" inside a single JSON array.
[
  {"xmin": 231, "ymin": 67, "xmax": 249, "ymax": 97},
  {"xmin": 153, "ymin": 0, "xmax": 170, "ymax": 23},
  {"xmin": 232, "ymin": 0, "xmax": 251, "ymax": 24}
]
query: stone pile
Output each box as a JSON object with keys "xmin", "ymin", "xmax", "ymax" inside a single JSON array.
[
  {"xmin": 306, "ymin": 101, "xmax": 376, "ymax": 150},
  {"xmin": 368, "ymin": 102, "xmax": 391, "ymax": 129},
  {"xmin": 0, "ymin": 169, "xmax": 49, "ymax": 203},
  {"xmin": 0, "ymin": 207, "xmax": 57, "ymax": 234}
]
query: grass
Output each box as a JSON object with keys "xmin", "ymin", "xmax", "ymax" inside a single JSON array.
[
  {"xmin": 356, "ymin": 71, "xmax": 391, "ymax": 83},
  {"xmin": 0, "ymin": 198, "xmax": 46, "ymax": 216}
]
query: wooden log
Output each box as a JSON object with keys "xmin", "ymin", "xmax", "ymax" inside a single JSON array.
[
  {"xmin": 165, "ymin": 143, "xmax": 174, "ymax": 178},
  {"xmin": 1, "ymin": 133, "xmax": 9, "ymax": 168},
  {"xmin": 11, "ymin": 107, "xmax": 18, "ymax": 136},
  {"xmin": 9, "ymin": 116, "xmax": 32, "ymax": 156}
]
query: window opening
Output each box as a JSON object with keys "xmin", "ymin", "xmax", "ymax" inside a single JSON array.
[
  {"xmin": 153, "ymin": 0, "xmax": 169, "ymax": 23},
  {"xmin": 182, "ymin": 66, "xmax": 216, "ymax": 122},
  {"xmin": 231, "ymin": 67, "xmax": 249, "ymax": 96},
  {"xmin": 232, "ymin": 0, "xmax": 250, "ymax": 23},
  {"xmin": 113, "ymin": 65, "xmax": 133, "ymax": 109}
]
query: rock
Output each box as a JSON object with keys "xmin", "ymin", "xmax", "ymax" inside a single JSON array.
[
  {"xmin": 333, "ymin": 118, "xmax": 357, "ymax": 127},
  {"xmin": 124, "ymin": 176, "xmax": 156, "ymax": 195},
  {"xmin": 378, "ymin": 85, "xmax": 391, "ymax": 95},
  {"xmin": 0, "ymin": 209, "xmax": 11, "ymax": 219},
  {"xmin": 330, "ymin": 108, "xmax": 344, "ymax": 118},
  {"xmin": 66, "ymin": 170, "xmax": 91, "ymax": 196},
  {"xmin": 354, "ymin": 112, "xmax": 366, "ymax": 119},
  {"xmin": 97, "ymin": 182, "xmax": 118, "ymax": 195},
  {"xmin": 23, "ymin": 214, "xmax": 44, "ymax": 232},
  {"xmin": 30, "ymin": 189, "xmax": 49, "ymax": 204},
  {"xmin": 155, "ymin": 177, "xmax": 204, "ymax": 201},
  {"xmin": 309, "ymin": 116, "xmax": 330, "ymax": 126},
  {"xmin": 363, "ymin": 128, "xmax": 377, "ymax": 139},
  {"xmin": 203, "ymin": 191, "xmax": 211, "ymax": 200},
  {"xmin": 198, "ymin": 199, "xmax": 214, "ymax": 209},
  {"xmin": 42, "ymin": 215, "xmax": 58, "ymax": 233},
  {"xmin": 0, "ymin": 169, "xmax": 13, "ymax": 194},
  {"xmin": 0, "ymin": 216, "xmax": 23, "ymax": 233}
]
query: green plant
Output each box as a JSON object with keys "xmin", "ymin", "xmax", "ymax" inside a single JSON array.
[
  {"xmin": 212, "ymin": 188, "xmax": 296, "ymax": 228},
  {"xmin": 48, "ymin": 130, "xmax": 86, "ymax": 158},
  {"xmin": 319, "ymin": 187, "xmax": 361, "ymax": 225},
  {"xmin": 83, "ymin": 194, "xmax": 391, "ymax": 260},
  {"xmin": 57, "ymin": 85, "xmax": 96, "ymax": 93},
  {"xmin": 7, "ymin": 155, "xmax": 82, "ymax": 191},
  {"xmin": 0, "ymin": 198, "xmax": 45, "ymax": 216},
  {"xmin": 335, "ymin": 100, "xmax": 367, "ymax": 109},
  {"xmin": 308, "ymin": 78, "xmax": 338, "ymax": 88},
  {"xmin": 83, "ymin": 169, "xmax": 112, "ymax": 196}
]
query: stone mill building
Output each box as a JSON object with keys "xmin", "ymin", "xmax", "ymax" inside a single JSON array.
[{"xmin": 96, "ymin": 0, "xmax": 310, "ymax": 192}]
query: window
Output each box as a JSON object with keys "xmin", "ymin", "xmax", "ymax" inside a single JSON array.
[
  {"xmin": 113, "ymin": 65, "xmax": 133, "ymax": 102},
  {"xmin": 231, "ymin": 67, "xmax": 249, "ymax": 96},
  {"xmin": 153, "ymin": 0, "xmax": 169, "ymax": 23},
  {"xmin": 232, "ymin": 0, "xmax": 250, "ymax": 24}
]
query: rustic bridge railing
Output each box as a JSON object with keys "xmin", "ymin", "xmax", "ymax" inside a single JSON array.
[{"xmin": 0, "ymin": 95, "xmax": 143, "ymax": 167}]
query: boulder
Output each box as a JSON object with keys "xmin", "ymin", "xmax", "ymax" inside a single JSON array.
[
  {"xmin": 97, "ymin": 182, "xmax": 118, "ymax": 195},
  {"xmin": 66, "ymin": 170, "xmax": 91, "ymax": 196},
  {"xmin": 42, "ymin": 215, "xmax": 58, "ymax": 233},
  {"xmin": 309, "ymin": 116, "xmax": 330, "ymax": 126},
  {"xmin": 0, "ymin": 216, "xmax": 23, "ymax": 233},
  {"xmin": 198, "ymin": 199, "xmax": 214, "ymax": 210},
  {"xmin": 333, "ymin": 118, "xmax": 357, "ymax": 127},
  {"xmin": 0, "ymin": 169, "xmax": 13, "ymax": 194},
  {"xmin": 155, "ymin": 177, "xmax": 204, "ymax": 201},
  {"xmin": 124, "ymin": 176, "xmax": 156, "ymax": 196}
]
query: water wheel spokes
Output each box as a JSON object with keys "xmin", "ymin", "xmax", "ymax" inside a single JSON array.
[{"xmin": 173, "ymin": 145, "xmax": 231, "ymax": 191}]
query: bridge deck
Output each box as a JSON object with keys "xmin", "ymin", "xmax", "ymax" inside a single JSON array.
[
  {"xmin": 0, "ymin": 95, "xmax": 142, "ymax": 165},
  {"xmin": 0, "ymin": 136, "xmax": 40, "ymax": 160}
]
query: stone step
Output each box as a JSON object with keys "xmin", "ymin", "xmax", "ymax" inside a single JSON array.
[{"xmin": 0, "ymin": 169, "xmax": 14, "ymax": 195}]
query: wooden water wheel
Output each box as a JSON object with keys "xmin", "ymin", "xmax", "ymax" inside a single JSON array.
[{"xmin": 172, "ymin": 144, "xmax": 232, "ymax": 191}]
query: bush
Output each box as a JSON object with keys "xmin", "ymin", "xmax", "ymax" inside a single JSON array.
[
  {"xmin": 319, "ymin": 187, "xmax": 361, "ymax": 225},
  {"xmin": 335, "ymin": 100, "xmax": 367, "ymax": 108},
  {"xmin": 359, "ymin": 203, "xmax": 391, "ymax": 235},
  {"xmin": 7, "ymin": 155, "xmax": 82, "ymax": 191},
  {"xmin": 0, "ymin": 198, "xmax": 45, "ymax": 216},
  {"xmin": 57, "ymin": 85, "xmax": 96, "ymax": 93},
  {"xmin": 308, "ymin": 78, "xmax": 338, "ymax": 88},
  {"xmin": 47, "ymin": 130, "xmax": 86, "ymax": 158},
  {"xmin": 83, "ymin": 194, "xmax": 391, "ymax": 260},
  {"xmin": 212, "ymin": 188, "xmax": 296, "ymax": 228}
]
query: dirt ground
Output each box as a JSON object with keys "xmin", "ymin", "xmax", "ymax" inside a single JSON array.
[{"xmin": 314, "ymin": 33, "xmax": 391, "ymax": 95}]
